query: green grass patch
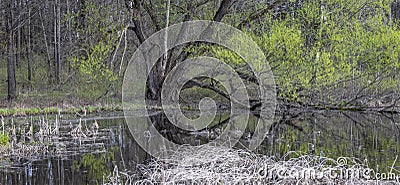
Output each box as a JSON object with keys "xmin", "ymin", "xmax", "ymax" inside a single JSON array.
[
  {"xmin": 0, "ymin": 132, "xmax": 8, "ymax": 146},
  {"xmin": 0, "ymin": 104, "xmax": 122, "ymax": 117}
]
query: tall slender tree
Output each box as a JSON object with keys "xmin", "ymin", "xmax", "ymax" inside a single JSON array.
[
  {"xmin": 5, "ymin": 0, "xmax": 16, "ymax": 100},
  {"xmin": 54, "ymin": 0, "xmax": 62, "ymax": 85}
]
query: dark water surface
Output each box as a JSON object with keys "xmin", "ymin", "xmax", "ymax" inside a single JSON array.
[{"xmin": 0, "ymin": 111, "xmax": 399, "ymax": 184}]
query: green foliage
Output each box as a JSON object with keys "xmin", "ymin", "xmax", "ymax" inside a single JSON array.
[
  {"xmin": 66, "ymin": 0, "xmax": 120, "ymax": 83},
  {"xmin": 28, "ymin": 108, "xmax": 41, "ymax": 115},
  {"xmin": 186, "ymin": 0, "xmax": 400, "ymax": 104},
  {"xmin": 70, "ymin": 41, "xmax": 117, "ymax": 81},
  {"xmin": 0, "ymin": 109, "xmax": 8, "ymax": 116},
  {"xmin": 0, "ymin": 132, "xmax": 8, "ymax": 146},
  {"xmin": 246, "ymin": 0, "xmax": 400, "ymax": 103},
  {"xmin": 254, "ymin": 19, "xmax": 307, "ymax": 101},
  {"xmin": 43, "ymin": 107, "xmax": 58, "ymax": 115}
]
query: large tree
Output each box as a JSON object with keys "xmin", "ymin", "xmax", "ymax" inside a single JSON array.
[{"xmin": 122, "ymin": 0, "xmax": 283, "ymax": 104}]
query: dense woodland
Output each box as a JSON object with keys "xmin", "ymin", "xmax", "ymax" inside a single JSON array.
[
  {"xmin": 1, "ymin": 1, "xmax": 400, "ymax": 183},
  {"xmin": 1, "ymin": 0, "xmax": 400, "ymax": 112}
]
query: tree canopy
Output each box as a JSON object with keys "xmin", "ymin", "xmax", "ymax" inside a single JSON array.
[{"xmin": 1, "ymin": 0, "xmax": 400, "ymax": 112}]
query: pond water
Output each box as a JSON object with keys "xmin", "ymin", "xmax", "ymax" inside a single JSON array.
[{"xmin": 0, "ymin": 111, "xmax": 399, "ymax": 184}]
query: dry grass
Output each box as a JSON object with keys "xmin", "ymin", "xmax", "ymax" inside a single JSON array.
[{"xmin": 105, "ymin": 145, "xmax": 399, "ymax": 185}]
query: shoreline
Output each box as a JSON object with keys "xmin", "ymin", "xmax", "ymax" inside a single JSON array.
[{"xmin": 1, "ymin": 100, "xmax": 400, "ymax": 117}]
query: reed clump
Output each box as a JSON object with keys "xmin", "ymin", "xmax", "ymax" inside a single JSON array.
[{"xmin": 0, "ymin": 116, "xmax": 109, "ymax": 169}]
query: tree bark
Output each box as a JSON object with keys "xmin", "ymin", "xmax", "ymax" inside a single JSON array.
[
  {"xmin": 66, "ymin": 0, "xmax": 72, "ymax": 73},
  {"xmin": 6, "ymin": 0, "xmax": 17, "ymax": 100},
  {"xmin": 39, "ymin": 9, "xmax": 52, "ymax": 83},
  {"xmin": 392, "ymin": 1, "xmax": 400, "ymax": 27},
  {"xmin": 126, "ymin": 0, "xmax": 235, "ymax": 103},
  {"xmin": 213, "ymin": 0, "xmax": 232, "ymax": 22},
  {"xmin": 54, "ymin": 0, "xmax": 61, "ymax": 85},
  {"xmin": 79, "ymin": 0, "xmax": 86, "ymax": 29},
  {"xmin": 27, "ymin": 5, "xmax": 32, "ymax": 83},
  {"xmin": 16, "ymin": 0, "xmax": 21, "ymax": 68},
  {"xmin": 237, "ymin": 0, "xmax": 283, "ymax": 29}
]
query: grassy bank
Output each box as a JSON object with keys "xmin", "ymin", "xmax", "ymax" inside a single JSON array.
[
  {"xmin": 0, "ymin": 85, "xmax": 231, "ymax": 117},
  {"xmin": 0, "ymin": 92, "xmax": 123, "ymax": 117},
  {"xmin": 0, "ymin": 104, "xmax": 123, "ymax": 117}
]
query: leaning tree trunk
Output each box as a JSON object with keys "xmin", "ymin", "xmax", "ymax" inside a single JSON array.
[{"xmin": 124, "ymin": 0, "xmax": 234, "ymax": 105}]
